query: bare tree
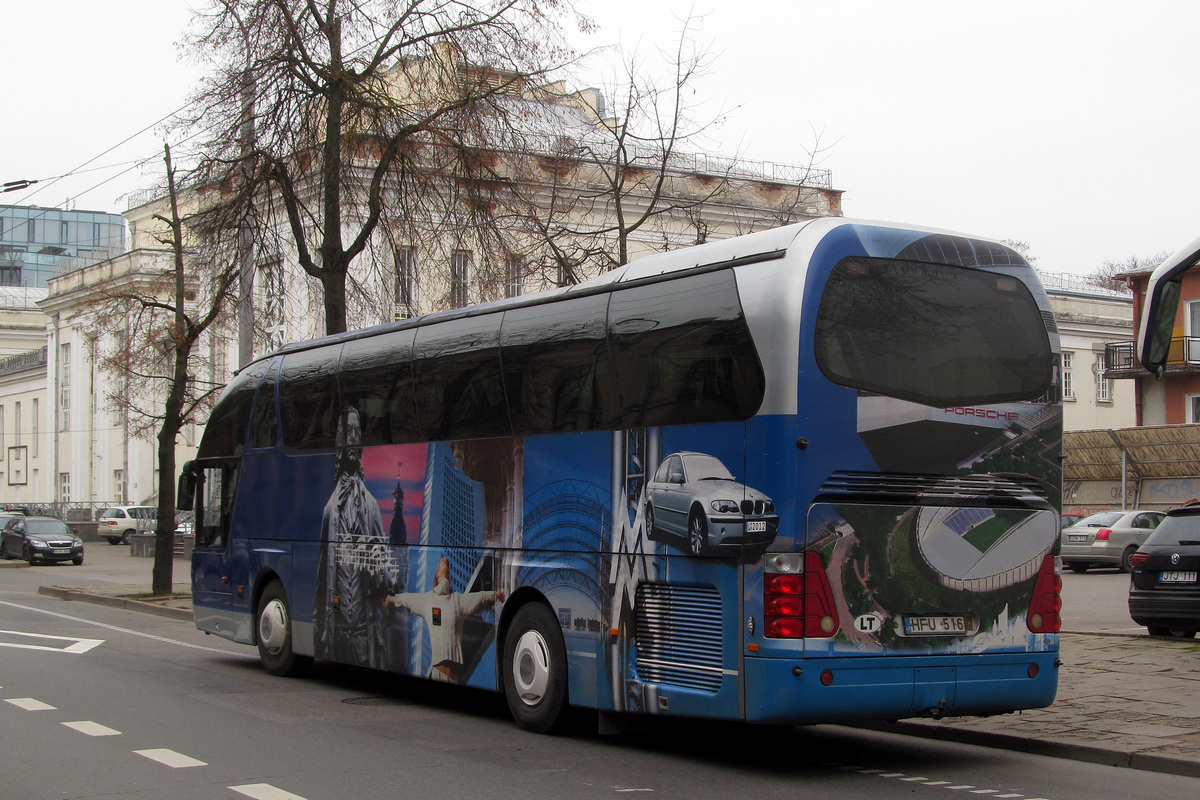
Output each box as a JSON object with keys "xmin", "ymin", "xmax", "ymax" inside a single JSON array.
[
  {"xmin": 176, "ymin": 0, "xmax": 583, "ymax": 336},
  {"xmin": 1090, "ymin": 252, "xmax": 1170, "ymax": 293},
  {"xmin": 84, "ymin": 145, "xmax": 241, "ymax": 594},
  {"xmin": 502, "ymin": 14, "xmax": 734, "ymax": 285},
  {"xmin": 1001, "ymin": 240, "xmax": 1039, "ymax": 265}
]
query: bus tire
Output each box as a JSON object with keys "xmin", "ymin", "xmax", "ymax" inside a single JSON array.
[
  {"xmin": 503, "ymin": 603, "xmax": 568, "ymax": 733},
  {"xmin": 256, "ymin": 580, "xmax": 312, "ymax": 678}
]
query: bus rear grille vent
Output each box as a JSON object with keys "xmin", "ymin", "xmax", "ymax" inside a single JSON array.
[
  {"xmin": 635, "ymin": 583, "xmax": 723, "ymax": 693},
  {"xmin": 818, "ymin": 471, "xmax": 1050, "ymax": 507}
]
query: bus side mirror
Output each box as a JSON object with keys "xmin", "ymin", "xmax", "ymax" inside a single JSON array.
[
  {"xmin": 1138, "ymin": 234, "xmax": 1200, "ymax": 374},
  {"xmin": 178, "ymin": 463, "xmax": 197, "ymax": 512}
]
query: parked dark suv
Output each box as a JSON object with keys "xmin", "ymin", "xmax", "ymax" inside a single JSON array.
[{"xmin": 1128, "ymin": 505, "xmax": 1200, "ymax": 638}]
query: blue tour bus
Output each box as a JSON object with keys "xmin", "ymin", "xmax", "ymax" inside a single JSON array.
[{"xmin": 179, "ymin": 218, "xmax": 1063, "ymax": 732}]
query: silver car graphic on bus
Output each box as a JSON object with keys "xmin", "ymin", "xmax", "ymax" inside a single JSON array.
[{"xmin": 645, "ymin": 451, "xmax": 778, "ymax": 557}]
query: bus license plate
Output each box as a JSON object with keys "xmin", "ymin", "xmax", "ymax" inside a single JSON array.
[
  {"xmin": 1161, "ymin": 571, "xmax": 1198, "ymax": 583},
  {"xmin": 904, "ymin": 615, "xmax": 968, "ymax": 635},
  {"xmin": 746, "ymin": 521, "xmax": 767, "ymax": 533}
]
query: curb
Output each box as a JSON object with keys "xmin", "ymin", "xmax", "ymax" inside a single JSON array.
[
  {"xmin": 854, "ymin": 720, "xmax": 1200, "ymax": 780},
  {"xmin": 38, "ymin": 586, "xmax": 194, "ymax": 622}
]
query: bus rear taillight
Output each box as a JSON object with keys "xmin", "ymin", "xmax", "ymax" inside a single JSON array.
[
  {"xmin": 764, "ymin": 552, "xmax": 840, "ymax": 638},
  {"xmin": 1026, "ymin": 554, "xmax": 1062, "ymax": 633}
]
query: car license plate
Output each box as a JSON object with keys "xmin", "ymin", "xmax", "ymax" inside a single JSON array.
[
  {"xmin": 903, "ymin": 615, "xmax": 968, "ymax": 635},
  {"xmin": 1161, "ymin": 571, "xmax": 1198, "ymax": 583},
  {"xmin": 747, "ymin": 520, "xmax": 767, "ymax": 533},
  {"xmin": 52, "ymin": 549, "xmax": 69, "ymax": 554},
  {"xmin": 1068, "ymin": 534, "xmax": 1088, "ymax": 543}
]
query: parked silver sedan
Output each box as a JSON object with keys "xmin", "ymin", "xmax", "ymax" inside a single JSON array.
[{"xmin": 1060, "ymin": 509, "xmax": 1165, "ymax": 573}]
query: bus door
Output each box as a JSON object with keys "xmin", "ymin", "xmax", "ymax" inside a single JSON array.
[{"xmin": 190, "ymin": 458, "xmax": 243, "ymax": 641}]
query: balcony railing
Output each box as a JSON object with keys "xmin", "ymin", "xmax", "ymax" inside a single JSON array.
[{"xmin": 1105, "ymin": 337, "xmax": 1200, "ymax": 376}]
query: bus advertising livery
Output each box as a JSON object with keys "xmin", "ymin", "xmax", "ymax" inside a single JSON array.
[{"xmin": 180, "ymin": 218, "xmax": 1063, "ymax": 732}]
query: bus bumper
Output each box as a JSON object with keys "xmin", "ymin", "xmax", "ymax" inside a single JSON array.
[{"xmin": 743, "ymin": 651, "xmax": 1059, "ymax": 724}]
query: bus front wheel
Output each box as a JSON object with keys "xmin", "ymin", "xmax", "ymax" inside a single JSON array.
[
  {"xmin": 256, "ymin": 581, "xmax": 312, "ymax": 678},
  {"xmin": 503, "ymin": 603, "xmax": 568, "ymax": 733}
]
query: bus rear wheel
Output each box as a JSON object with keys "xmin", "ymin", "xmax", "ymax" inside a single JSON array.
[
  {"xmin": 256, "ymin": 581, "xmax": 312, "ymax": 678},
  {"xmin": 503, "ymin": 603, "xmax": 568, "ymax": 733}
]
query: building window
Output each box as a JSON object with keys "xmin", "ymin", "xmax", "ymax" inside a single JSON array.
[
  {"xmin": 13, "ymin": 401, "xmax": 20, "ymax": 446},
  {"xmin": 92, "ymin": 222, "xmax": 101, "ymax": 247},
  {"xmin": 27, "ymin": 218, "xmax": 35, "ymax": 243},
  {"xmin": 450, "ymin": 250, "xmax": 470, "ymax": 308},
  {"xmin": 60, "ymin": 343, "xmax": 71, "ymax": 429},
  {"xmin": 60, "ymin": 221, "xmax": 69, "ymax": 245},
  {"xmin": 59, "ymin": 472, "xmax": 70, "ymax": 504},
  {"xmin": 505, "ymin": 256, "xmax": 523, "ymax": 298},
  {"xmin": 1094, "ymin": 353, "xmax": 1111, "ymax": 403},
  {"xmin": 259, "ymin": 257, "xmax": 285, "ymax": 352},
  {"xmin": 1189, "ymin": 395, "xmax": 1200, "ymax": 424},
  {"xmin": 557, "ymin": 263, "xmax": 576, "ymax": 288},
  {"xmin": 114, "ymin": 469, "xmax": 126, "ymax": 503},
  {"xmin": 394, "ymin": 246, "xmax": 416, "ymax": 319},
  {"xmin": 1061, "ymin": 351, "xmax": 1074, "ymax": 399},
  {"xmin": 31, "ymin": 398, "xmax": 37, "ymax": 458}
]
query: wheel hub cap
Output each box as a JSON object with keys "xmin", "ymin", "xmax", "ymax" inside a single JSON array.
[
  {"xmin": 513, "ymin": 630, "xmax": 550, "ymax": 707},
  {"xmin": 259, "ymin": 599, "xmax": 288, "ymax": 653}
]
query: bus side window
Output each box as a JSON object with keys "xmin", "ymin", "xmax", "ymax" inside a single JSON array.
[
  {"xmin": 414, "ymin": 316, "xmax": 509, "ymax": 440},
  {"xmin": 501, "ymin": 293, "xmax": 617, "ymax": 435},
  {"xmin": 196, "ymin": 464, "xmax": 239, "ymax": 548},
  {"xmin": 608, "ymin": 270, "xmax": 764, "ymax": 427},
  {"xmin": 340, "ymin": 329, "xmax": 420, "ymax": 446},
  {"xmin": 248, "ymin": 361, "xmax": 280, "ymax": 449},
  {"xmin": 279, "ymin": 347, "xmax": 341, "ymax": 451}
]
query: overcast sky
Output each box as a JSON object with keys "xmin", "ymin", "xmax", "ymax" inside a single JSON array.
[{"xmin": 5, "ymin": 1, "xmax": 1196, "ymax": 275}]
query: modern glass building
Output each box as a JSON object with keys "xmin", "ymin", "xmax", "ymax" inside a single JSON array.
[{"xmin": 0, "ymin": 205, "xmax": 126, "ymax": 289}]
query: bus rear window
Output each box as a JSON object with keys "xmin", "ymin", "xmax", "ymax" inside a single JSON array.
[{"xmin": 814, "ymin": 257, "xmax": 1052, "ymax": 406}]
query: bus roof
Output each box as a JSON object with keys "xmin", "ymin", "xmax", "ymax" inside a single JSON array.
[{"xmin": 250, "ymin": 216, "xmax": 1013, "ymax": 368}]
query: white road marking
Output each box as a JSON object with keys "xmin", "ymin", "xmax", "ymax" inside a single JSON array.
[
  {"xmin": 0, "ymin": 628, "xmax": 104, "ymax": 653},
  {"xmin": 5, "ymin": 697, "xmax": 56, "ymax": 711},
  {"xmin": 134, "ymin": 748, "xmax": 207, "ymax": 768},
  {"xmin": 0, "ymin": 600, "xmax": 245, "ymax": 655},
  {"xmin": 230, "ymin": 784, "xmax": 310, "ymax": 800},
  {"xmin": 62, "ymin": 720, "xmax": 121, "ymax": 736}
]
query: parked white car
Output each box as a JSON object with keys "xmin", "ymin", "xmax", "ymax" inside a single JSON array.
[{"xmin": 98, "ymin": 506, "xmax": 157, "ymax": 545}]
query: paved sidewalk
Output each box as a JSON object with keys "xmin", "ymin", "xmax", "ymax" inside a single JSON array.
[
  {"xmin": 876, "ymin": 632, "xmax": 1200, "ymax": 779},
  {"xmin": 24, "ymin": 567, "xmax": 1200, "ymax": 780}
]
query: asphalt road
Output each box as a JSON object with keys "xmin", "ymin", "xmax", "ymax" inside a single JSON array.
[{"xmin": 1, "ymin": 549, "xmax": 1196, "ymax": 800}]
